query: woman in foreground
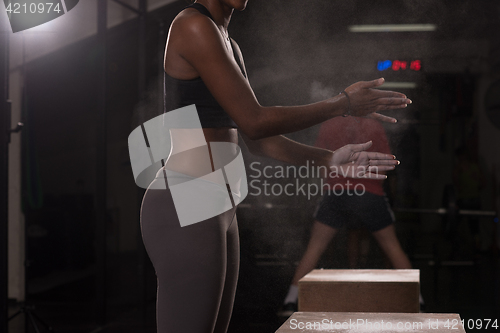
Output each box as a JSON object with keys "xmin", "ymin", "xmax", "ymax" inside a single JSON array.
[{"xmin": 140, "ymin": 0, "xmax": 411, "ymax": 332}]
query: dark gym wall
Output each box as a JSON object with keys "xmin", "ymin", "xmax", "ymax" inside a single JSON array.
[{"xmin": 23, "ymin": 0, "xmax": 186, "ymax": 309}]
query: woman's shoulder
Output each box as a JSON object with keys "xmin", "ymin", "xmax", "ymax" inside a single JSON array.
[
  {"xmin": 168, "ymin": 9, "xmax": 230, "ymax": 65},
  {"xmin": 171, "ymin": 8, "xmax": 218, "ymax": 38}
]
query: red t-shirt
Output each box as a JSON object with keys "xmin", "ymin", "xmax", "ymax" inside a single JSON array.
[{"xmin": 315, "ymin": 117, "xmax": 391, "ymax": 196}]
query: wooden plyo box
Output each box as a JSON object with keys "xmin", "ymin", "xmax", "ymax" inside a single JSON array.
[
  {"xmin": 298, "ymin": 269, "xmax": 419, "ymax": 313},
  {"xmin": 276, "ymin": 312, "xmax": 465, "ymax": 333}
]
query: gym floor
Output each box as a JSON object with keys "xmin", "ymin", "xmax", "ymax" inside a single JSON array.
[{"xmin": 7, "ymin": 217, "xmax": 500, "ymax": 333}]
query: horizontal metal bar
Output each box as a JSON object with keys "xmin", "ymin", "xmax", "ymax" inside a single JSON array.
[
  {"xmin": 396, "ymin": 119, "xmax": 441, "ymax": 125},
  {"xmin": 393, "ymin": 207, "xmax": 447, "ymax": 214},
  {"xmin": 458, "ymin": 209, "xmax": 497, "ymax": 216},
  {"xmin": 428, "ymin": 260, "xmax": 474, "ymax": 267},
  {"xmin": 393, "ymin": 207, "xmax": 497, "ymax": 217}
]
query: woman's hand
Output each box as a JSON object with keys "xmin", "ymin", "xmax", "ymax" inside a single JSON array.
[
  {"xmin": 343, "ymin": 78, "xmax": 412, "ymax": 123},
  {"xmin": 329, "ymin": 141, "xmax": 399, "ymax": 179}
]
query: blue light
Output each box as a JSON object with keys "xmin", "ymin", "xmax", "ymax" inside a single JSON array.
[
  {"xmin": 494, "ymin": 217, "xmax": 499, "ymax": 223},
  {"xmin": 377, "ymin": 60, "xmax": 392, "ymax": 71}
]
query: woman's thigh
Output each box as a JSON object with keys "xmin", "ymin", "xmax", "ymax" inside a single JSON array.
[
  {"xmin": 213, "ymin": 216, "xmax": 239, "ymax": 333},
  {"xmin": 140, "ymin": 187, "xmax": 237, "ymax": 333}
]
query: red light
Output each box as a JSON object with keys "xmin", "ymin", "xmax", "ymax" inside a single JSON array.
[
  {"xmin": 410, "ymin": 60, "xmax": 421, "ymax": 71},
  {"xmin": 400, "ymin": 61, "xmax": 407, "ymax": 70},
  {"xmin": 392, "ymin": 60, "xmax": 401, "ymax": 71}
]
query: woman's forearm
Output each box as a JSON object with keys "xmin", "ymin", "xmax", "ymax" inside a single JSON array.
[
  {"xmin": 244, "ymin": 94, "xmax": 347, "ymax": 140},
  {"xmin": 247, "ymin": 134, "xmax": 333, "ymax": 169}
]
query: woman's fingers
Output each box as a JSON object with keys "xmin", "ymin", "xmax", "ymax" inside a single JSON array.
[
  {"xmin": 348, "ymin": 141, "xmax": 373, "ymax": 153},
  {"xmin": 367, "ymin": 160, "xmax": 399, "ymax": 167},
  {"xmin": 368, "ymin": 165, "xmax": 394, "ymax": 172},
  {"xmin": 371, "ymin": 89, "xmax": 407, "ymax": 99},
  {"xmin": 345, "ymin": 79, "xmax": 411, "ymax": 120},
  {"xmin": 365, "ymin": 152, "xmax": 397, "ymax": 161},
  {"xmin": 362, "ymin": 172, "xmax": 388, "ymax": 180},
  {"xmin": 366, "ymin": 113, "xmax": 398, "ymax": 123},
  {"xmin": 377, "ymin": 97, "xmax": 412, "ymax": 105},
  {"xmin": 377, "ymin": 104, "xmax": 408, "ymax": 111},
  {"xmin": 336, "ymin": 148, "xmax": 400, "ymax": 179},
  {"xmin": 363, "ymin": 77, "xmax": 385, "ymax": 88},
  {"xmin": 337, "ymin": 164, "xmax": 396, "ymax": 179}
]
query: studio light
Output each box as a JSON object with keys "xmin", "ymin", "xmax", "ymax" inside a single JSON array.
[
  {"xmin": 379, "ymin": 82, "xmax": 418, "ymax": 89},
  {"xmin": 348, "ymin": 24, "xmax": 436, "ymax": 33}
]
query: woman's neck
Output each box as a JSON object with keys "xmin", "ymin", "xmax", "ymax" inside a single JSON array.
[{"xmin": 194, "ymin": 0, "xmax": 233, "ymax": 30}]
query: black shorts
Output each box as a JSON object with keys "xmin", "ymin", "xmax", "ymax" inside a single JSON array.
[{"xmin": 313, "ymin": 191, "xmax": 395, "ymax": 232}]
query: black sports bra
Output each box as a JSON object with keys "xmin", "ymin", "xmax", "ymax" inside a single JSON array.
[{"xmin": 163, "ymin": 3, "xmax": 246, "ymax": 128}]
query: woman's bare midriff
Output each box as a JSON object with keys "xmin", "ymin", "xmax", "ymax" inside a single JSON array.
[{"xmin": 164, "ymin": 127, "xmax": 239, "ymax": 178}]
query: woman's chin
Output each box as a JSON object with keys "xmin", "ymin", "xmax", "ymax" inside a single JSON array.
[{"xmin": 230, "ymin": 0, "xmax": 248, "ymax": 11}]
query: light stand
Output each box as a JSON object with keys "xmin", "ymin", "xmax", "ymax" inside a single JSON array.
[
  {"xmin": 1, "ymin": 15, "xmax": 11, "ymax": 333},
  {"xmin": 2, "ymin": 25, "xmax": 52, "ymax": 332}
]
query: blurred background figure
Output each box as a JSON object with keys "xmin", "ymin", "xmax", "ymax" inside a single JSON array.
[
  {"xmin": 346, "ymin": 223, "xmax": 371, "ymax": 269},
  {"xmin": 279, "ymin": 116, "xmax": 417, "ymax": 316}
]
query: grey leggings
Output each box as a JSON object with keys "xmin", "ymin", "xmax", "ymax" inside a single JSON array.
[{"xmin": 140, "ymin": 171, "xmax": 239, "ymax": 333}]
